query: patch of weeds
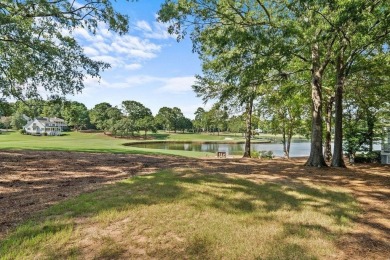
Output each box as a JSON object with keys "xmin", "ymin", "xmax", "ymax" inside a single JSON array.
[
  {"xmin": 45, "ymin": 245, "xmax": 81, "ymax": 260},
  {"xmin": 186, "ymin": 233, "xmax": 215, "ymax": 259},
  {"xmin": 94, "ymin": 236, "xmax": 126, "ymax": 260},
  {"xmin": 283, "ymin": 223, "xmax": 308, "ymax": 238},
  {"xmin": 258, "ymin": 243, "xmax": 316, "ymax": 260},
  {"xmin": 67, "ymin": 246, "xmax": 81, "ymax": 259}
]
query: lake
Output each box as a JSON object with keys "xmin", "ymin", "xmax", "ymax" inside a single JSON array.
[
  {"xmin": 128, "ymin": 141, "xmax": 382, "ymax": 157},
  {"xmin": 128, "ymin": 141, "xmax": 311, "ymax": 157}
]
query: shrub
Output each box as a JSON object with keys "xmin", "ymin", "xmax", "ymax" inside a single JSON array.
[
  {"xmin": 20, "ymin": 129, "xmax": 26, "ymax": 135},
  {"xmin": 259, "ymin": 150, "xmax": 274, "ymax": 159},
  {"xmin": 43, "ymin": 132, "xmax": 48, "ymax": 136},
  {"xmin": 251, "ymin": 150, "xmax": 260, "ymax": 158},
  {"xmin": 355, "ymin": 151, "xmax": 381, "ymax": 163}
]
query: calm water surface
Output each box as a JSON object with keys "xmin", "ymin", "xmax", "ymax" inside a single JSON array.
[
  {"xmin": 129, "ymin": 141, "xmax": 382, "ymax": 157},
  {"xmin": 130, "ymin": 141, "xmax": 311, "ymax": 157}
]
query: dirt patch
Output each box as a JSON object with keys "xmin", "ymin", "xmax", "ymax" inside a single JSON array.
[{"xmin": 0, "ymin": 150, "xmax": 389, "ymax": 259}]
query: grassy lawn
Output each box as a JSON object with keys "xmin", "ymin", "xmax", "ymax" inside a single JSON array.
[
  {"xmin": 0, "ymin": 131, "xmax": 219, "ymax": 157},
  {"xmin": 0, "ymin": 131, "xmax": 298, "ymax": 158},
  {"xmin": 0, "ymin": 169, "xmax": 359, "ymax": 259}
]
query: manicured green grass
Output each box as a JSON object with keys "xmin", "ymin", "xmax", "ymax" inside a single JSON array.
[
  {"xmin": 0, "ymin": 131, "xmax": 288, "ymax": 157},
  {"xmin": 0, "ymin": 131, "xmax": 217, "ymax": 157},
  {"xmin": 0, "ymin": 169, "xmax": 359, "ymax": 259}
]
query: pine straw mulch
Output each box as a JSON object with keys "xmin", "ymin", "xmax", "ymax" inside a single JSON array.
[{"xmin": 0, "ymin": 150, "xmax": 389, "ymax": 259}]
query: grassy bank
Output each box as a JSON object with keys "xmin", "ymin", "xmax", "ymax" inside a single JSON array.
[
  {"xmin": 0, "ymin": 131, "xmax": 306, "ymax": 158},
  {"xmin": 0, "ymin": 131, "xmax": 218, "ymax": 157},
  {"xmin": 0, "ymin": 169, "xmax": 358, "ymax": 259}
]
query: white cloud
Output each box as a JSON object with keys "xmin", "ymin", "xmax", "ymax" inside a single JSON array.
[
  {"xmin": 72, "ymin": 23, "xmax": 164, "ymax": 69},
  {"xmin": 128, "ymin": 49, "xmax": 158, "ymax": 59},
  {"xmin": 98, "ymin": 27, "xmax": 113, "ymax": 38},
  {"xmin": 136, "ymin": 20, "xmax": 152, "ymax": 32},
  {"xmin": 84, "ymin": 75, "xmax": 195, "ymax": 92},
  {"xmin": 158, "ymin": 76, "xmax": 196, "ymax": 93},
  {"xmin": 83, "ymin": 46, "xmax": 99, "ymax": 56},
  {"xmin": 91, "ymin": 75, "xmax": 159, "ymax": 89},
  {"xmin": 144, "ymin": 22, "xmax": 176, "ymax": 40},
  {"xmin": 73, "ymin": 27, "xmax": 94, "ymax": 41},
  {"xmin": 91, "ymin": 55, "xmax": 123, "ymax": 67},
  {"xmin": 92, "ymin": 42, "xmax": 111, "ymax": 54},
  {"xmin": 123, "ymin": 75, "xmax": 161, "ymax": 86},
  {"xmin": 82, "ymin": 75, "xmax": 129, "ymax": 89},
  {"xmin": 124, "ymin": 63, "xmax": 142, "ymax": 70},
  {"xmin": 135, "ymin": 15, "xmax": 176, "ymax": 40},
  {"xmin": 111, "ymin": 35, "xmax": 161, "ymax": 57}
]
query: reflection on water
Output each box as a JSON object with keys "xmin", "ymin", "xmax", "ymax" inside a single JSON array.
[
  {"xmin": 130, "ymin": 141, "xmax": 312, "ymax": 157},
  {"xmin": 129, "ymin": 141, "xmax": 382, "ymax": 157}
]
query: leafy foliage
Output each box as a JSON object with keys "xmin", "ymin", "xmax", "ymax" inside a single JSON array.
[
  {"xmin": 62, "ymin": 101, "xmax": 89, "ymax": 130},
  {"xmin": 0, "ymin": 0, "xmax": 130, "ymax": 100}
]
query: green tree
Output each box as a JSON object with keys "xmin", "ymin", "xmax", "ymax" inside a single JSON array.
[
  {"xmin": 156, "ymin": 107, "xmax": 184, "ymax": 133},
  {"xmin": 160, "ymin": 0, "xmax": 389, "ymax": 165},
  {"xmin": 227, "ymin": 115, "xmax": 245, "ymax": 136},
  {"xmin": 62, "ymin": 101, "xmax": 90, "ymax": 130},
  {"xmin": 342, "ymin": 54, "xmax": 390, "ymax": 155},
  {"xmin": 260, "ymin": 83, "xmax": 309, "ymax": 158},
  {"xmin": 171, "ymin": 107, "xmax": 185, "ymax": 133},
  {"xmin": 177, "ymin": 116, "xmax": 193, "ymax": 133},
  {"xmin": 138, "ymin": 115, "xmax": 156, "ymax": 138},
  {"xmin": 106, "ymin": 107, "xmax": 124, "ymax": 137},
  {"xmin": 89, "ymin": 102, "xmax": 113, "ymax": 134},
  {"xmin": 156, "ymin": 107, "xmax": 173, "ymax": 131},
  {"xmin": 160, "ymin": 0, "xmax": 289, "ymax": 158},
  {"xmin": 206, "ymin": 104, "xmax": 228, "ymax": 136},
  {"xmin": 121, "ymin": 100, "xmax": 153, "ymax": 136},
  {"xmin": 193, "ymin": 107, "xmax": 207, "ymax": 133},
  {"xmin": 0, "ymin": 99, "xmax": 13, "ymax": 117},
  {"xmin": 13, "ymin": 100, "xmax": 45, "ymax": 118},
  {"xmin": 41, "ymin": 100, "xmax": 63, "ymax": 118},
  {"xmin": 11, "ymin": 111, "xmax": 27, "ymax": 130},
  {"xmin": 0, "ymin": 1, "xmax": 129, "ymax": 100},
  {"xmin": 329, "ymin": 2, "xmax": 390, "ymax": 167},
  {"xmin": 0, "ymin": 116, "xmax": 12, "ymax": 130}
]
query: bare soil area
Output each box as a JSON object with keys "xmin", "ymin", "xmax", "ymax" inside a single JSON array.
[{"xmin": 0, "ymin": 150, "xmax": 389, "ymax": 259}]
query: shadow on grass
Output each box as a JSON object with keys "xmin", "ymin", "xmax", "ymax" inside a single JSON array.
[{"xmin": 0, "ymin": 170, "xmax": 359, "ymax": 259}]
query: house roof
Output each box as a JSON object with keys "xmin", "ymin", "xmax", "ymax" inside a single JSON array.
[{"xmin": 24, "ymin": 117, "xmax": 67, "ymax": 128}]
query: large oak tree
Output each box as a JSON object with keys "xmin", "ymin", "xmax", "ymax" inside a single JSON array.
[{"xmin": 0, "ymin": 0, "xmax": 130, "ymax": 100}]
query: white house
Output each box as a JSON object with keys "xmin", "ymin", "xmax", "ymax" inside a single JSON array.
[
  {"xmin": 23, "ymin": 117, "xmax": 67, "ymax": 136},
  {"xmin": 381, "ymin": 126, "xmax": 390, "ymax": 164}
]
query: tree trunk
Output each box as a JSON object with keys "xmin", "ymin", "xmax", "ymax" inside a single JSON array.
[
  {"xmin": 331, "ymin": 54, "xmax": 346, "ymax": 167},
  {"xmin": 286, "ymin": 126, "xmax": 293, "ymax": 159},
  {"xmin": 243, "ymin": 99, "xmax": 253, "ymax": 158},
  {"xmin": 324, "ymin": 96, "xmax": 334, "ymax": 162},
  {"xmin": 367, "ymin": 114, "xmax": 375, "ymax": 152},
  {"xmin": 305, "ymin": 44, "xmax": 327, "ymax": 167},
  {"xmin": 282, "ymin": 121, "xmax": 287, "ymax": 158}
]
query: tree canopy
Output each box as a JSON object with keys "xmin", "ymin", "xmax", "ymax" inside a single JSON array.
[
  {"xmin": 159, "ymin": 0, "xmax": 390, "ymax": 166},
  {"xmin": 0, "ymin": 0, "xmax": 130, "ymax": 100}
]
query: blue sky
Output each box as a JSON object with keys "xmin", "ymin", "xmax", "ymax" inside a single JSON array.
[{"xmin": 68, "ymin": 1, "xmax": 209, "ymax": 119}]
